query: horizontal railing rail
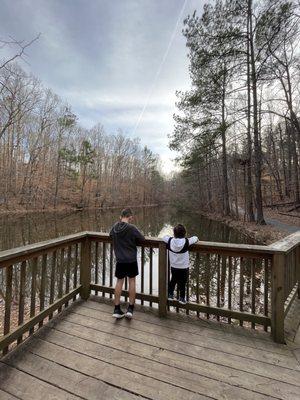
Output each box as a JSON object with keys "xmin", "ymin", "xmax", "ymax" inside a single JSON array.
[
  {"xmin": 0, "ymin": 232, "xmax": 87, "ymax": 267},
  {"xmin": 0, "ymin": 230, "xmax": 299, "ymax": 358}
]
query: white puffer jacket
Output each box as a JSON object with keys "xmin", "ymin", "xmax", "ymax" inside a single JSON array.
[{"xmin": 162, "ymin": 236, "xmax": 198, "ymax": 269}]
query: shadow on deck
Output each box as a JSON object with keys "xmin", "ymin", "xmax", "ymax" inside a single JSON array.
[{"xmin": 1, "ymin": 297, "xmax": 300, "ymax": 400}]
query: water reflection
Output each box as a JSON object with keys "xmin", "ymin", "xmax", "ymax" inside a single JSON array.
[
  {"xmin": 0, "ymin": 206, "xmax": 253, "ymax": 251},
  {"xmin": 0, "ymin": 207, "xmax": 265, "ymax": 342}
]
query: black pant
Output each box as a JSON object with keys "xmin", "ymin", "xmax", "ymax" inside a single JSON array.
[{"xmin": 169, "ymin": 267, "xmax": 189, "ymax": 298}]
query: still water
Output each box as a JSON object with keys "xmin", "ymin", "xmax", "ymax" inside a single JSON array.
[
  {"xmin": 0, "ymin": 206, "xmax": 253, "ymax": 251},
  {"xmin": 1, "ymin": 207, "xmax": 264, "ymax": 336}
]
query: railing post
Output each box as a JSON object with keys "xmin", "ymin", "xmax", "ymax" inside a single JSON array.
[
  {"xmin": 158, "ymin": 242, "xmax": 167, "ymax": 317},
  {"xmin": 271, "ymin": 253, "xmax": 285, "ymax": 343},
  {"xmin": 297, "ymin": 245, "xmax": 300, "ymax": 299},
  {"xmin": 80, "ymin": 237, "xmax": 91, "ymax": 300}
]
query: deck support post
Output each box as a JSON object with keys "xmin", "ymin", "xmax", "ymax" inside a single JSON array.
[
  {"xmin": 271, "ymin": 253, "xmax": 285, "ymax": 343},
  {"xmin": 297, "ymin": 245, "xmax": 300, "ymax": 299},
  {"xmin": 158, "ymin": 242, "xmax": 167, "ymax": 317},
  {"xmin": 80, "ymin": 237, "xmax": 91, "ymax": 300}
]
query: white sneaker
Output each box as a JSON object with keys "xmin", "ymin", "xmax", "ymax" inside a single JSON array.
[
  {"xmin": 112, "ymin": 307, "xmax": 125, "ymax": 318},
  {"xmin": 125, "ymin": 305, "xmax": 134, "ymax": 319}
]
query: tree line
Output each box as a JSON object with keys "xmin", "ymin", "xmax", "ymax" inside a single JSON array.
[
  {"xmin": 170, "ymin": 0, "xmax": 300, "ymax": 224},
  {"xmin": 0, "ymin": 61, "xmax": 164, "ymax": 210}
]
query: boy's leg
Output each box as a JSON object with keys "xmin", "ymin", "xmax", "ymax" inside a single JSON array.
[
  {"xmin": 128, "ymin": 277, "xmax": 136, "ymax": 305},
  {"xmin": 125, "ymin": 277, "xmax": 136, "ymax": 319},
  {"xmin": 178, "ymin": 268, "xmax": 189, "ymax": 299},
  {"xmin": 168, "ymin": 267, "xmax": 177, "ymax": 296},
  {"xmin": 114, "ymin": 278, "xmax": 124, "ymax": 305}
]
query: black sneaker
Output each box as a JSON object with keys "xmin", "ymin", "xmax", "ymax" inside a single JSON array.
[
  {"xmin": 125, "ymin": 304, "xmax": 134, "ymax": 319},
  {"xmin": 178, "ymin": 297, "xmax": 187, "ymax": 305},
  {"xmin": 168, "ymin": 293, "xmax": 174, "ymax": 301},
  {"xmin": 112, "ymin": 306, "xmax": 125, "ymax": 319}
]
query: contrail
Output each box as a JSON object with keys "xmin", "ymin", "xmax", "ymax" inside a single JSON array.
[{"xmin": 133, "ymin": 0, "xmax": 188, "ymax": 136}]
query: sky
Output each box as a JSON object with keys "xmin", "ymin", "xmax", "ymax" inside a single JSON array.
[{"xmin": 0, "ymin": 0, "xmax": 206, "ymax": 174}]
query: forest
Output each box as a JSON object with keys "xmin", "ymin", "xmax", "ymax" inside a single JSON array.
[
  {"xmin": 1, "ymin": 0, "xmax": 300, "ymax": 228},
  {"xmin": 0, "ymin": 61, "xmax": 164, "ymax": 211},
  {"xmin": 170, "ymin": 0, "xmax": 300, "ymax": 224}
]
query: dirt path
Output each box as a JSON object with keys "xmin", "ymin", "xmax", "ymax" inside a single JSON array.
[{"xmin": 264, "ymin": 215, "xmax": 299, "ymax": 234}]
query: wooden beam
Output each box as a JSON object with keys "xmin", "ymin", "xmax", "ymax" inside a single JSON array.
[
  {"xmin": 297, "ymin": 245, "xmax": 300, "ymax": 299},
  {"xmin": 80, "ymin": 238, "xmax": 91, "ymax": 300},
  {"xmin": 0, "ymin": 232, "xmax": 87, "ymax": 268},
  {"xmin": 271, "ymin": 253, "xmax": 285, "ymax": 343},
  {"xmin": 90, "ymin": 284, "xmax": 159, "ymax": 303},
  {"xmin": 87, "ymin": 231, "xmax": 279, "ymax": 257},
  {"xmin": 158, "ymin": 242, "xmax": 167, "ymax": 318},
  {"xmin": 270, "ymin": 231, "xmax": 300, "ymax": 253},
  {"xmin": 2, "ymin": 230, "xmax": 298, "ymax": 271},
  {"xmin": 167, "ymin": 300, "xmax": 271, "ymax": 326}
]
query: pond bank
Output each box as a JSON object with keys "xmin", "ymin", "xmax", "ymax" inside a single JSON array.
[
  {"xmin": 199, "ymin": 210, "xmax": 299, "ymax": 245},
  {"xmin": 0, "ymin": 203, "xmax": 161, "ymax": 217}
]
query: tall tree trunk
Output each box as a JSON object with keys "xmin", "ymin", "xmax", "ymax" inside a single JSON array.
[
  {"xmin": 246, "ymin": 18, "xmax": 255, "ymax": 222},
  {"xmin": 278, "ymin": 123, "xmax": 289, "ymax": 197},
  {"xmin": 248, "ymin": 0, "xmax": 266, "ymax": 224},
  {"xmin": 221, "ymin": 77, "xmax": 230, "ymax": 216},
  {"xmin": 289, "ymin": 125, "xmax": 300, "ymax": 203}
]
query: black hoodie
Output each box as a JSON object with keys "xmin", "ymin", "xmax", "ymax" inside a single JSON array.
[{"xmin": 109, "ymin": 222, "xmax": 145, "ymax": 263}]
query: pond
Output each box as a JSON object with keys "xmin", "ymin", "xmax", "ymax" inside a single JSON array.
[
  {"xmin": 1, "ymin": 207, "xmax": 265, "ymax": 338},
  {"xmin": 0, "ymin": 206, "xmax": 253, "ymax": 251}
]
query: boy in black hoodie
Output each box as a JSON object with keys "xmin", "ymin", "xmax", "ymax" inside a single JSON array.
[{"xmin": 109, "ymin": 208, "xmax": 145, "ymax": 319}]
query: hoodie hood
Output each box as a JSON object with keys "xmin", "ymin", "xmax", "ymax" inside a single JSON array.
[
  {"xmin": 113, "ymin": 222, "xmax": 130, "ymax": 235},
  {"xmin": 170, "ymin": 238, "xmax": 187, "ymax": 252}
]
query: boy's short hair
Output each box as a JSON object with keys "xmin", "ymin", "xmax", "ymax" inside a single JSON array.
[
  {"xmin": 120, "ymin": 208, "xmax": 133, "ymax": 218},
  {"xmin": 173, "ymin": 224, "xmax": 186, "ymax": 238}
]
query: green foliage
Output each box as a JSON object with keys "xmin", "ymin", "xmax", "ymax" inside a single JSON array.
[
  {"xmin": 59, "ymin": 140, "xmax": 95, "ymax": 180},
  {"xmin": 57, "ymin": 107, "xmax": 77, "ymax": 128},
  {"xmin": 59, "ymin": 147, "xmax": 77, "ymax": 163},
  {"xmin": 77, "ymin": 140, "xmax": 95, "ymax": 167},
  {"xmin": 171, "ymin": 0, "xmax": 243, "ymax": 161}
]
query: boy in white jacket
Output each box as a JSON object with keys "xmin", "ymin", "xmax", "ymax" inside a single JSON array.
[{"xmin": 163, "ymin": 224, "xmax": 198, "ymax": 304}]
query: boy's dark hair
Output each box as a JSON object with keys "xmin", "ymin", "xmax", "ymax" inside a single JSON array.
[
  {"xmin": 173, "ymin": 224, "xmax": 186, "ymax": 238},
  {"xmin": 120, "ymin": 208, "xmax": 133, "ymax": 218}
]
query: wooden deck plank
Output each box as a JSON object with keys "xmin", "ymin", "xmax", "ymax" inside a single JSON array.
[
  {"xmin": 61, "ymin": 309, "xmax": 300, "ymax": 383},
  {"xmin": 0, "ymin": 362, "xmax": 82, "ymax": 400},
  {"xmin": 29, "ymin": 334, "xmax": 281, "ymax": 400},
  {"xmin": 74, "ymin": 302, "xmax": 297, "ymax": 367},
  {"xmin": 35, "ymin": 324, "xmax": 300, "ymax": 400},
  {"xmin": 1, "ymin": 298, "xmax": 300, "ymax": 400},
  {"xmin": 4, "ymin": 341, "xmax": 209, "ymax": 400},
  {"xmin": 88, "ymin": 297, "xmax": 287, "ymax": 350},
  {"xmin": 0, "ymin": 389, "xmax": 20, "ymax": 400},
  {"xmin": 47, "ymin": 315, "xmax": 300, "ymax": 398},
  {"xmin": 4, "ymin": 354, "xmax": 144, "ymax": 400}
]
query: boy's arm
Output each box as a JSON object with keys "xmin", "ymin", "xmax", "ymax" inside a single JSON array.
[
  {"xmin": 188, "ymin": 236, "xmax": 199, "ymax": 245},
  {"xmin": 132, "ymin": 226, "xmax": 145, "ymax": 242},
  {"xmin": 162, "ymin": 235, "xmax": 171, "ymax": 243}
]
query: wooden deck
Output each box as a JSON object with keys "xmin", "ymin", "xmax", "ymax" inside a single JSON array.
[{"xmin": 0, "ymin": 297, "xmax": 300, "ymax": 400}]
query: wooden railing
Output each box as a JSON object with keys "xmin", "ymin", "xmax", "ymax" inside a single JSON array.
[
  {"xmin": 0, "ymin": 230, "xmax": 299, "ymax": 357},
  {"xmin": 0, "ymin": 233, "xmax": 86, "ymax": 356}
]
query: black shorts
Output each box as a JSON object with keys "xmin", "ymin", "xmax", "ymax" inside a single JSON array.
[{"xmin": 115, "ymin": 261, "xmax": 139, "ymax": 279}]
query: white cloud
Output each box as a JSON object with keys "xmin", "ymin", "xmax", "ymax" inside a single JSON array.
[{"xmin": 0, "ymin": 0, "xmax": 207, "ymax": 171}]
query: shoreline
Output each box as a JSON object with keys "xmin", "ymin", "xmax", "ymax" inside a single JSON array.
[
  {"xmin": 0, "ymin": 204, "xmax": 161, "ymax": 217},
  {"xmin": 196, "ymin": 210, "xmax": 298, "ymax": 245}
]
